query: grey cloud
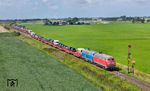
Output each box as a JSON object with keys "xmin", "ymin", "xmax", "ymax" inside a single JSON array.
[{"xmin": 0, "ymin": 0, "xmax": 150, "ymax": 19}]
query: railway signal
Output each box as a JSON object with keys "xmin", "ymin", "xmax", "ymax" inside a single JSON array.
[{"xmin": 128, "ymin": 45, "xmax": 132, "ymax": 74}]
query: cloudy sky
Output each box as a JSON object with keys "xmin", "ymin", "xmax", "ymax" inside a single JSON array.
[{"xmin": 0, "ymin": 0, "xmax": 150, "ymax": 19}]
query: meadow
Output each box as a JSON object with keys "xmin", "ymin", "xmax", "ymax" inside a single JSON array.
[
  {"xmin": 19, "ymin": 32, "xmax": 140, "ymax": 91},
  {"xmin": 0, "ymin": 32, "xmax": 101, "ymax": 91},
  {"xmin": 22, "ymin": 22, "xmax": 150, "ymax": 74}
]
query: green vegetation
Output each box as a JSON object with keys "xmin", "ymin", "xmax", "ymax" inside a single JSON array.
[
  {"xmin": 0, "ymin": 32, "xmax": 101, "ymax": 91},
  {"xmin": 19, "ymin": 34, "xmax": 141, "ymax": 91},
  {"xmin": 22, "ymin": 23, "xmax": 150, "ymax": 74}
]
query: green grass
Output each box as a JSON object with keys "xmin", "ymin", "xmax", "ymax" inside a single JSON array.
[
  {"xmin": 22, "ymin": 23, "xmax": 150, "ymax": 74},
  {"xmin": 0, "ymin": 32, "xmax": 101, "ymax": 91},
  {"xmin": 19, "ymin": 34, "xmax": 141, "ymax": 91}
]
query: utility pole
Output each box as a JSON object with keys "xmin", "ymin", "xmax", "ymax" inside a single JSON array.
[{"xmin": 128, "ymin": 45, "xmax": 132, "ymax": 74}]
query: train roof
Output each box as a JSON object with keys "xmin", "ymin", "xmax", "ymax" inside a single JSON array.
[
  {"xmin": 82, "ymin": 49, "xmax": 96, "ymax": 55},
  {"xmin": 94, "ymin": 53, "xmax": 113, "ymax": 59}
]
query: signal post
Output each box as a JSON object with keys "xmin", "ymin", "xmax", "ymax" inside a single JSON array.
[{"xmin": 128, "ymin": 45, "xmax": 131, "ymax": 74}]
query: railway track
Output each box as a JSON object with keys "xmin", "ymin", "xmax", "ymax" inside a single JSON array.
[
  {"xmin": 12, "ymin": 28, "xmax": 150, "ymax": 91},
  {"xmin": 110, "ymin": 71, "xmax": 150, "ymax": 91}
]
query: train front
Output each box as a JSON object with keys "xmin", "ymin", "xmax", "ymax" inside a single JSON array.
[{"xmin": 107, "ymin": 57, "xmax": 116, "ymax": 69}]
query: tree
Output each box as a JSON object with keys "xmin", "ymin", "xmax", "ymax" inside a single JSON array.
[
  {"xmin": 52, "ymin": 22, "xmax": 59, "ymax": 25},
  {"xmin": 66, "ymin": 17, "xmax": 79, "ymax": 25},
  {"xmin": 43, "ymin": 19, "xmax": 52, "ymax": 25},
  {"xmin": 120, "ymin": 16, "xmax": 126, "ymax": 21},
  {"xmin": 141, "ymin": 18, "xmax": 145, "ymax": 23},
  {"xmin": 132, "ymin": 19, "xmax": 135, "ymax": 23},
  {"xmin": 132, "ymin": 17, "xmax": 145, "ymax": 24},
  {"xmin": 147, "ymin": 19, "xmax": 150, "ymax": 22},
  {"xmin": 72, "ymin": 17, "xmax": 79, "ymax": 23}
]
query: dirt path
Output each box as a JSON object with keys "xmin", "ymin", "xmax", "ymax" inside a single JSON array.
[
  {"xmin": 0, "ymin": 26, "xmax": 8, "ymax": 33},
  {"xmin": 111, "ymin": 71, "xmax": 150, "ymax": 91}
]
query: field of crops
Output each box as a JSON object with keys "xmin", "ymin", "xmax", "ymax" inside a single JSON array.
[
  {"xmin": 22, "ymin": 22, "xmax": 150, "ymax": 74},
  {"xmin": 0, "ymin": 32, "xmax": 101, "ymax": 91}
]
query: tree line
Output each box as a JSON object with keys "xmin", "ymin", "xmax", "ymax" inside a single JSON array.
[
  {"xmin": 1, "ymin": 16, "xmax": 150, "ymax": 25},
  {"xmin": 43, "ymin": 17, "xmax": 91, "ymax": 26}
]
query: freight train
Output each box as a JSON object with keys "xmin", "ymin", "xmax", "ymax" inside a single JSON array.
[{"xmin": 12, "ymin": 25, "xmax": 116, "ymax": 69}]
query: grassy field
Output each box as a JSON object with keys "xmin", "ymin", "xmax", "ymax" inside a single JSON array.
[
  {"xmin": 0, "ymin": 32, "xmax": 101, "ymax": 91},
  {"xmin": 22, "ymin": 23, "xmax": 150, "ymax": 74},
  {"xmin": 19, "ymin": 33, "xmax": 141, "ymax": 91}
]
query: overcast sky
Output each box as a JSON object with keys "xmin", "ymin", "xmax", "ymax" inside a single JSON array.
[{"xmin": 0, "ymin": 0, "xmax": 150, "ymax": 19}]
